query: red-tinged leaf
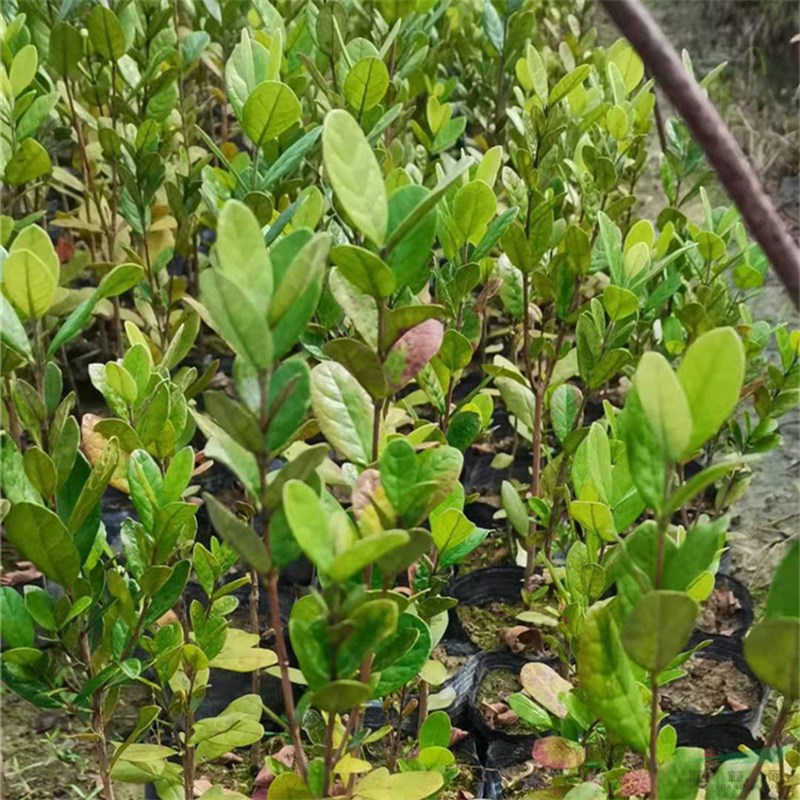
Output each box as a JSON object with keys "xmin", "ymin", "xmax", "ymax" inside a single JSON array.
[
  {"xmin": 532, "ymin": 736, "xmax": 585, "ymax": 769},
  {"xmin": 352, "ymin": 468, "xmax": 381, "ymax": 519},
  {"xmin": 383, "ymin": 319, "xmax": 444, "ymax": 391}
]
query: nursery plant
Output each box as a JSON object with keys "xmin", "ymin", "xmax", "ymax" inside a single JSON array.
[{"xmin": 1, "ymin": 1, "xmax": 798, "ymax": 800}]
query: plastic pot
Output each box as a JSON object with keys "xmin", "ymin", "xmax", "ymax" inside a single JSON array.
[
  {"xmin": 442, "ymin": 566, "xmax": 526, "ymax": 656},
  {"xmin": 664, "ymin": 633, "xmax": 767, "ymax": 754}
]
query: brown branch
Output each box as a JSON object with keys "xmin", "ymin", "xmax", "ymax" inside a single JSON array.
[{"xmin": 600, "ymin": 0, "xmax": 800, "ymax": 307}]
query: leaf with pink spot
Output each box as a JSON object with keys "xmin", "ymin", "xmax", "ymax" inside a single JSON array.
[{"xmin": 383, "ymin": 318, "xmax": 444, "ymax": 391}]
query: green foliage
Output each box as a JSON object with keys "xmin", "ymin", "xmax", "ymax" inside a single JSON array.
[{"xmin": 0, "ymin": 1, "xmax": 796, "ymax": 798}]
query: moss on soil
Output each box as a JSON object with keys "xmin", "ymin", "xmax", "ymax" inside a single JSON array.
[
  {"xmin": 458, "ymin": 601, "xmax": 522, "ymax": 652},
  {"xmin": 458, "ymin": 531, "xmax": 513, "ymax": 574}
]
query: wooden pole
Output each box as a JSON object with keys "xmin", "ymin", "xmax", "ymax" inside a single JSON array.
[{"xmin": 600, "ymin": 0, "xmax": 800, "ymax": 307}]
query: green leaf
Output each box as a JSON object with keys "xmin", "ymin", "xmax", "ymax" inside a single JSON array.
[
  {"xmin": 329, "ymin": 531, "xmax": 408, "ymax": 582},
  {"xmin": 323, "ymin": 109, "xmax": 387, "ymax": 246},
  {"xmin": 48, "ymin": 265, "xmax": 144, "ymax": 355},
  {"xmin": 208, "ymin": 628, "xmax": 277, "ymax": 671},
  {"xmin": 353, "ymin": 768, "xmax": 443, "ymax": 800},
  {"xmin": 663, "ymin": 459, "xmax": 743, "ymax": 517},
  {"xmin": 325, "ymin": 339, "xmax": 387, "ymax": 399},
  {"xmin": 312, "ymin": 680, "xmax": 371, "ymax": 713},
  {"xmin": 634, "ymin": 352, "xmax": 691, "ymax": 462},
  {"xmin": 283, "ymin": 481, "xmax": 334, "ymax": 572},
  {"xmin": 437, "ymin": 329, "xmax": 472, "ymax": 374},
  {"xmin": 345, "ymin": 57, "xmax": 390, "ymax": 113},
  {"xmin": 87, "ymin": 5, "xmax": 127, "ymax": 60},
  {"xmin": 225, "ymin": 32, "xmax": 274, "ymax": 120},
  {"xmin": 331, "ymin": 245, "xmax": 396, "ymax": 299},
  {"xmin": 569, "ymin": 501, "xmax": 616, "ymax": 542},
  {"xmin": 337, "ymin": 599, "xmax": 398, "ymax": 677},
  {"xmin": 372, "ymin": 613, "xmax": 430, "ymax": 696},
  {"xmin": 49, "ymin": 22, "xmax": 83, "ymax": 77},
  {"xmin": 548, "ymin": 64, "xmax": 592, "ymax": 105},
  {"xmin": 310, "ymin": 361, "xmax": 374, "ymax": 465},
  {"xmin": 419, "ymin": 711, "xmax": 451, "ymax": 749},
  {"xmin": 526, "ymin": 44, "xmax": 548, "ymax": 101},
  {"xmin": 267, "ymin": 360, "xmax": 311, "ymax": 454},
  {"xmin": 765, "ymin": 540, "xmax": 800, "ymax": 620},
  {"xmin": 608, "ymin": 39, "xmax": 644, "ymax": 94},
  {"xmin": 0, "ymin": 295, "xmax": 32, "ymax": 360},
  {"xmin": 10, "ymin": 45, "xmax": 38, "ymax": 97},
  {"xmin": 384, "ymin": 158, "xmax": 473, "ymax": 260},
  {"xmin": 619, "ymin": 389, "xmax": 665, "ymax": 511},
  {"xmin": 1, "ymin": 587, "xmax": 35, "ymax": 648},
  {"xmin": 385, "ymin": 185, "xmax": 438, "ymax": 291},
  {"xmin": 242, "ymin": 81, "xmax": 301, "ymax": 147},
  {"xmin": 23, "ymin": 447, "xmax": 56, "ymax": 499},
  {"xmin": 563, "ymin": 783, "xmax": 607, "ymax": 800},
  {"xmin": 454, "ymin": 180, "xmax": 496, "ymax": 247},
  {"xmin": 267, "ymin": 774, "xmax": 312, "ymax": 800},
  {"xmin": 216, "ymin": 199, "xmax": 271, "ymax": 315},
  {"xmin": 200, "ymin": 270, "xmax": 272, "ymax": 370},
  {"xmin": 2, "ymin": 248, "xmax": 57, "ymax": 319},
  {"xmin": 68, "ymin": 436, "xmax": 119, "ymax": 535},
  {"xmin": 658, "ymin": 747, "xmax": 704, "ymax": 800},
  {"xmin": 744, "ymin": 618, "xmax": 800, "ymax": 698},
  {"xmin": 603, "ymin": 285, "xmax": 639, "ymax": 321},
  {"xmin": 705, "ymin": 756, "xmax": 760, "ymax": 800},
  {"xmin": 204, "ymin": 493, "xmax": 270, "ymax": 574},
  {"xmin": 191, "ymin": 711, "xmax": 264, "ymax": 762},
  {"xmin": 269, "ymin": 232, "xmax": 330, "ymax": 327},
  {"xmin": 507, "ymin": 692, "xmax": 552, "ymax": 729},
  {"xmin": 550, "ymin": 383, "xmax": 583, "ymax": 443},
  {"xmin": 577, "ymin": 602, "xmax": 649, "ymax": 754},
  {"xmin": 4, "ymin": 139, "xmax": 51, "ymax": 185},
  {"xmin": 676, "ymin": 327, "xmax": 745, "ymax": 456},
  {"xmin": 621, "ymin": 590, "xmax": 698, "ymax": 672},
  {"xmin": 4, "ymin": 502, "xmax": 80, "ymax": 587},
  {"xmin": 501, "ymin": 480, "xmax": 529, "ymax": 537}
]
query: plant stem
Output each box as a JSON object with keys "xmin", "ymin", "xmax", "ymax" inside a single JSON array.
[
  {"xmin": 648, "ymin": 671, "xmax": 660, "ymax": 800},
  {"xmin": 266, "ymin": 570, "xmax": 307, "ymax": 776},
  {"xmin": 322, "ymin": 713, "xmax": 336, "ymax": 796},
  {"xmin": 737, "ymin": 702, "xmax": 792, "ymax": 800},
  {"xmin": 416, "ymin": 681, "xmax": 429, "ymax": 734},
  {"xmin": 249, "ymin": 567, "xmax": 262, "ymax": 765},
  {"xmin": 81, "ymin": 633, "xmax": 115, "ymax": 800}
]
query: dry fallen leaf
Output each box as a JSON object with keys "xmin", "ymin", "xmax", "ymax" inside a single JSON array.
[
  {"xmin": 501, "ymin": 625, "xmax": 543, "ymax": 654},
  {"xmin": 482, "ymin": 701, "xmax": 519, "ymax": 729},
  {"xmin": 0, "ymin": 561, "xmax": 42, "ymax": 586}
]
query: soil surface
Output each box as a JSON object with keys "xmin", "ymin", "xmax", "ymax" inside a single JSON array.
[
  {"xmin": 0, "ymin": 692, "xmax": 143, "ymax": 800},
  {"xmin": 459, "ymin": 602, "xmax": 524, "ymax": 652},
  {"xmin": 660, "ymin": 656, "xmax": 761, "ymax": 715},
  {"xmin": 696, "ymin": 581, "xmax": 746, "ymax": 636},
  {"xmin": 477, "ymin": 668, "xmax": 531, "ymax": 735}
]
